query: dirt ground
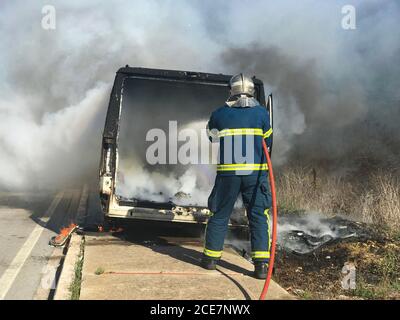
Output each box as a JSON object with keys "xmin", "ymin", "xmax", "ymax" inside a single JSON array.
[{"xmin": 274, "ymin": 228, "xmax": 400, "ymax": 300}]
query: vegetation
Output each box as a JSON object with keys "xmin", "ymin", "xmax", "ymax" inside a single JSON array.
[
  {"xmin": 275, "ymin": 167, "xmax": 400, "ymax": 299},
  {"xmin": 70, "ymin": 238, "xmax": 85, "ymax": 300},
  {"xmin": 276, "ymin": 167, "xmax": 400, "ymax": 233},
  {"xmin": 94, "ymin": 267, "xmax": 105, "ymax": 275}
]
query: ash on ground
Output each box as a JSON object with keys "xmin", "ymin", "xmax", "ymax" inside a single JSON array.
[
  {"xmin": 226, "ymin": 211, "xmax": 375, "ymax": 257},
  {"xmin": 277, "ymin": 212, "xmax": 373, "ymax": 255}
]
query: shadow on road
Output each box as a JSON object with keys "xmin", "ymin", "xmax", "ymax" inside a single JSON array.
[{"xmin": 112, "ymin": 220, "xmax": 253, "ymax": 277}]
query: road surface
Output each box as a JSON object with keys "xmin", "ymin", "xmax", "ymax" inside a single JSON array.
[
  {"xmin": 0, "ymin": 187, "xmax": 292, "ymax": 300},
  {"xmin": 0, "ymin": 189, "xmax": 82, "ymax": 300},
  {"xmin": 79, "ymin": 225, "xmax": 293, "ymax": 300}
]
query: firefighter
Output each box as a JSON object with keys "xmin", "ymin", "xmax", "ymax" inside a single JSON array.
[{"xmin": 201, "ymin": 73, "xmax": 273, "ymax": 279}]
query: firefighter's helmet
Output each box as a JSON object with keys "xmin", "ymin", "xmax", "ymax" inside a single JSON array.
[{"xmin": 229, "ymin": 73, "xmax": 255, "ymax": 98}]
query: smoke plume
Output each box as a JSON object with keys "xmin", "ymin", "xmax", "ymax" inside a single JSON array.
[{"xmin": 0, "ymin": 0, "xmax": 399, "ymax": 193}]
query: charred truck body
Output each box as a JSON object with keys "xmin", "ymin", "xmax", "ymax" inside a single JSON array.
[{"xmin": 99, "ymin": 66, "xmax": 273, "ymax": 225}]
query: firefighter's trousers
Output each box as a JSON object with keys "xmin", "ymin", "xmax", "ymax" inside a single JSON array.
[{"xmin": 204, "ymin": 172, "xmax": 272, "ymax": 263}]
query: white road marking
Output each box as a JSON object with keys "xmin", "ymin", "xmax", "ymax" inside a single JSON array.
[
  {"xmin": 0, "ymin": 191, "xmax": 64, "ymax": 300},
  {"xmin": 34, "ymin": 186, "xmax": 87, "ymax": 300}
]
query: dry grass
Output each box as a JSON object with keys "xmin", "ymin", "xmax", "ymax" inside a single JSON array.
[
  {"xmin": 276, "ymin": 167, "xmax": 400, "ymax": 232},
  {"xmin": 361, "ymin": 173, "xmax": 400, "ymax": 230},
  {"xmin": 275, "ymin": 166, "xmax": 400, "ymax": 300}
]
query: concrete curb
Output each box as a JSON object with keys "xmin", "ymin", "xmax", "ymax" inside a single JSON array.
[{"xmin": 53, "ymin": 234, "xmax": 83, "ymax": 300}]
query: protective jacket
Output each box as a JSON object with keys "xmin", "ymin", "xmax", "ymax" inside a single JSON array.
[{"xmin": 207, "ymin": 103, "xmax": 272, "ymax": 176}]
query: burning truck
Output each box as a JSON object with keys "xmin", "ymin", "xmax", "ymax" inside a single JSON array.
[{"xmin": 98, "ymin": 66, "xmax": 273, "ymax": 226}]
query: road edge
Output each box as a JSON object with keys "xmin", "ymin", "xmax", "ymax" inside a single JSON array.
[
  {"xmin": 53, "ymin": 185, "xmax": 88, "ymax": 300},
  {"xmin": 53, "ymin": 234, "xmax": 83, "ymax": 300}
]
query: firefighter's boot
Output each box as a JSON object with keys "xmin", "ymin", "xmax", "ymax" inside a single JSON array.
[
  {"xmin": 200, "ymin": 256, "xmax": 218, "ymax": 270},
  {"xmin": 254, "ymin": 262, "xmax": 268, "ymax": 279}
]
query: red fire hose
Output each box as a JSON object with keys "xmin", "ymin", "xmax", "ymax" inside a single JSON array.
[{"xmin": 259, "ymin": 139, "xmax": 277, "ymax": 300}]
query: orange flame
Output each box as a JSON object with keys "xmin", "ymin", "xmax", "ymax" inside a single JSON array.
[{"xmin": 55, "ymin": 223, "xmax": 77, "ymax": 242}]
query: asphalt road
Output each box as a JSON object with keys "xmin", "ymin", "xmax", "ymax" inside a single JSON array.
[
  {"xmin": 0, "ymin": 185, "xmax": 252, "ymax": 300},
  {"xmin": 0, "ymin": 189, "xmax": 82, "ymax": 300}
]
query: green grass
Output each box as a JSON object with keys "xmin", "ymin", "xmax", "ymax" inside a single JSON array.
[
  {"xmin": 352, "ymin": 276, "xmax": 398, "ymax": 300},
  {"xmin": 391, "ymin": 281, "xmax": 400, "ymax": 292},
  {"xmin": 379, "ymin": 250, "xmax": 399, "ymax": 280},
  {"xmin": 298, "ymin": 290, "xmax": 314, "ymax": 300},
  {"xmin": 94, "ymin": 267, "xmax": 105, "ymax": 275},
  {"xmin": 352, "ymin": 278, "xmax": 380, "ymax": 300},
  {"xmin": 353, "ymin": 287, "xmax": 378, "ymax": 299},
  {"xmin": 69, "ymin": 238, "xmax": 85, "ymax": 300},
  {"xmin": 394, "ymin": 230, "xmax": 400, "ymax": 242}
]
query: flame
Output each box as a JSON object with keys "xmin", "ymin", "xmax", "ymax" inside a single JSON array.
[{"xmin": 55, "ymin": 223, "xmax": 77, "ymax": 242}]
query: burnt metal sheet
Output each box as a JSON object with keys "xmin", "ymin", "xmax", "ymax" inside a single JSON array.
[
  {"xmin": 103, "ymin": 67, "xmax": 267, "ymax": 140},
  {"xmin": 100, "ymin": 66, "xmax": 271, "ymax": 217}
]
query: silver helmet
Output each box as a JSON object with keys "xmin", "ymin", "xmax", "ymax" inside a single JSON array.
[{"xmin": 229, "ymin": 73, "xmax": 255, "ymax": 98}]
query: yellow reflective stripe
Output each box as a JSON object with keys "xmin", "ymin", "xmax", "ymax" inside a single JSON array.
[
  {"xmin": 217, "ymin": 166, "xmax": 268, "ymax": 171},
  {"xmin": 264, "ymin": 209, "xmax": 271, "ymax": 252},
  {"xmin": 217, "ymin": 164, "xmax": 267, "ymax": 168},
  {"xmin": 251, "ymin": 251, "xmax": 270, "ymax": 258},
  {"xmin": 203, "ymin": 248, "xmax": 222, "ymax": 258},
  {"xmin": 218, "ymin": 128, "xmax": 264, "ymax": 137},
  {"xmin": 263, "ymin": 128, "xmax": 273, "ymax": 138},
  {"xmin": 217, "ymin": 163, "xmax": 268, "ymax": 171}
]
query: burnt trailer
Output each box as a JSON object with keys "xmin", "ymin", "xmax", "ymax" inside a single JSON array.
[{"xmin": 99, "ymin": 66, "xmax": 273, "ymax": 225}]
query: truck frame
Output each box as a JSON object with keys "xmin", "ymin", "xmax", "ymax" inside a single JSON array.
[{"xmin": 99, "ymin": 66, "xmax": 273, "ymax": 225}]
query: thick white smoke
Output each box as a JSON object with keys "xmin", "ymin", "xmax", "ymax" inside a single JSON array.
[
  {"xmin": 116, "ymin": 120, "xmax": 219, "ymax": 206},
  {"xmin": 1, "ymin": 0, "xmax": 399, "ymax": 194},
  {"xmin": 0, "ymin": 84, "xmax": 109, "ymax": 189},
  {"xmin": 0, "ymin": 0, "xmax": 219, "ymax": 191}
]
